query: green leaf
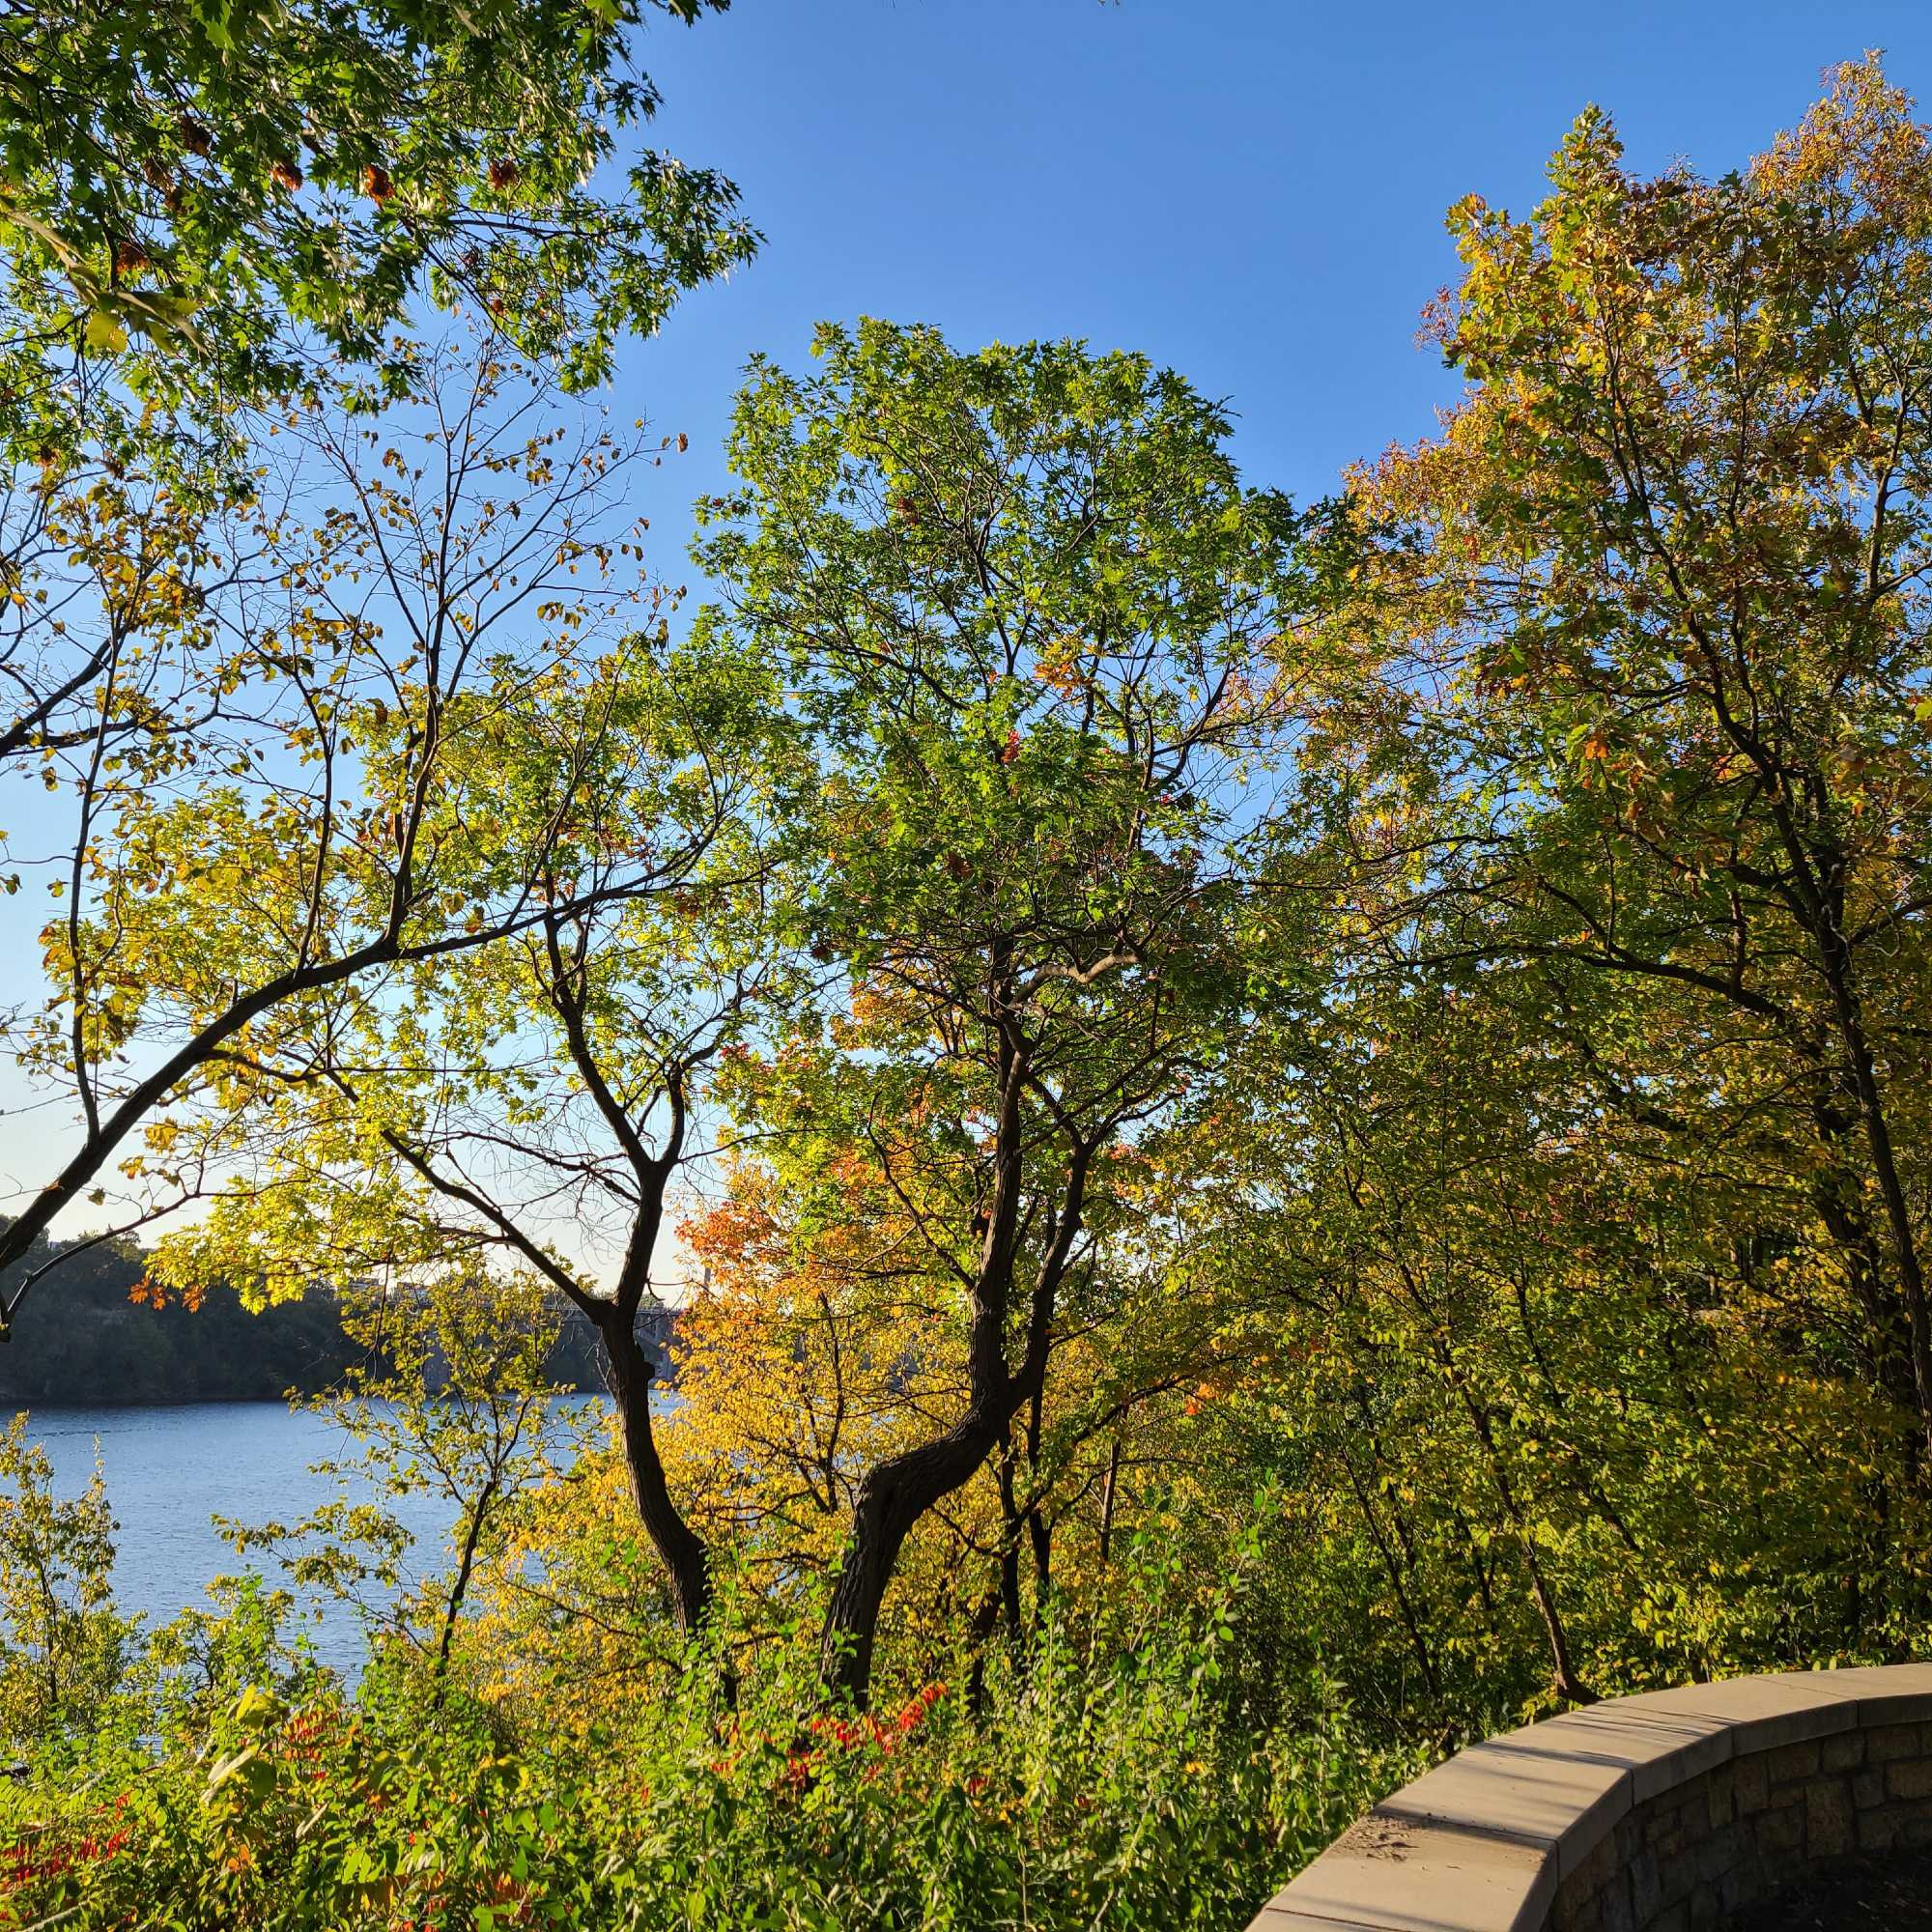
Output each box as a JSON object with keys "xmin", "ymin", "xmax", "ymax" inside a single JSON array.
[{"xmin": 82, "ymin": 308, "xmax": 128, "ymax": 355}]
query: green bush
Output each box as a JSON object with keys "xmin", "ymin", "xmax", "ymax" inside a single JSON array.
[{"xmin": 0, "ymin": 1537, "xmax": 1416, "ymax": 1932}]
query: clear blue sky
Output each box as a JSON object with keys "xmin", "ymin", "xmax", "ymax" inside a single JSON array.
[{"xmin": 608, "ymin": 0, "xmax": 1932, "ymax": 582}]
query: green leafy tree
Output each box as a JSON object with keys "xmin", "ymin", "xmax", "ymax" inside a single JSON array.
[
  {"xmin": 0, "ymin": 0, "xmax": 755, "ymax": 454},
  {"xmin": 0, "ymin": 340, "xmax": 697, "ymax": 1334},
  {"xmin": 696, "ymin": 318, "xmax": 1311, "ymax": 1699},
  {"xmin": 0, "ymin": 1412, "xmax": 128, "ymax": 1745},
  {"xmin": 146, "ymin": 624, "xmax": 802, "ymax": 1639},
  {"xmin": 1338, "ymin": 57, "xmax": 1932, "ymax": 1458},
  {"xmin": 224, "ymin": 1267, "xmax": 567, "ymax": 1705}
]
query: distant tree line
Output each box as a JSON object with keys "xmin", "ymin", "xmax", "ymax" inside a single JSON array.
[{"xmin": 0, "ymin": 1226, "xmax": 669, "ymax": 1405}]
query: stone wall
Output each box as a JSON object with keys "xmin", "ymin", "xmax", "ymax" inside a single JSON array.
[{"xmin": 1248, "ymin": 1665, "xmax": 1932, "ymax": 1932}]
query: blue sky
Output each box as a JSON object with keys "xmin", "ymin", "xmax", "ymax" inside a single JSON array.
[
  {"xmin": 12, "ymin": 0, "xmax": 1932, "ymax": 1255},
  {"xmin": 608, "ymin": 0, "xmax": 1932, "ymax": 582}
]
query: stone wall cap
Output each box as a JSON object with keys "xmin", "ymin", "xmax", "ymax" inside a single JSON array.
[
  {"xmin": 1266, "ymin": 1815, "xmax": 1554, "ymax": 1932},
  {"xmin": 1763, "ymin": 1662, "xmax": 1932, "ymax": 1724},
  {"xmin": 1249, "ymin": 1908, "xmax": 1384, "ymax": 1932},
  {"xmin": 1594, "ymin": 1674, "xmax": 1859, "ymax": 1751},
  {"xmin": 1372, "ymin": 1736, "xmax": 1629, "ymax": 1877},
  {"xmin": 1242, "ymin": 1662, "xmax": 1932, "ymax": 1932},
  {"xmin": 1498, "ymin": 1701, "xmax": 1735, "ymax": 1804},
  {"xmin": 1250, "ymin": 1909, "xmax": 1385, "ymax": 1932}
]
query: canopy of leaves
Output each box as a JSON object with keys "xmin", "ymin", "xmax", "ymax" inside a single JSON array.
[
  {"xmin": 1335, "ymin": 54, "xmax": 1932, "ymax": 1452},
  {"xmin": 0, "ymin": 0, "xmax": 756, "ymax": 453}
]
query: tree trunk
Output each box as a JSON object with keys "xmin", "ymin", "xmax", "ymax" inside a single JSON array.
[
  {"xmin": 1522, "ymin": 1540, "xmax": 1595, "ymax": 1706},
  {"xmin": 1097, "ymin": 1435, "xmax": 1122, "ymax": 1568},
  {"xmin": 996, "ymin": 1434, "xmax": 1025, "ymax": 1650},
  {"xmin": 1022, "ymin": 1377, "xmax": 1050, "ymax": 1628},
  {"xmin": 1027, "ymin": 1507, "xmax": 1051, "ymax": 1629},
  {"xmin": 1810, "ymin": 1158, "xmax": 1922, "ymax": 1432},
  {"xmin": 820, "ymin": 1410, "xmax": 1012, "ymax": 1703},
  {"xmin": 817, "ymin": 1029, "xmax": 1086, "ymax": 1704},
  {"xmin": 1340, "ymin": 1445, "xmax": 1442, "ymax": 1701},
  {"xmin": 432, "ymin": 1474, "xmax": 498, "ymax": 1712},
  {"xmin": 598, "ymin": 1315, "xmax": 711, "ymax": 1634},
  {"xmin": 1818, "ymin": 944, "xmax": 1932, "ymax": 1463}
]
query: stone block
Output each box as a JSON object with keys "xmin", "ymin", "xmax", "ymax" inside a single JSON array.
[
  {"xmin": 1551, "ymin": 1895, "xmax": 1601, "ymax": 1932},
  {"xmin": 1266, "ymin": 1814, "xmax": 1556, "ymax": 1932},
  {"xmin": 1804, "ymin": 1777, "xmax": 1855, "ymax": 1858},
  {"xmin": 1690, "ymin": 1829, "xmax": 1733, "ymax": 1889},
  {"xmin": 1754, "ymin": 1801, "xmax": 1804, "ymax": 1857},
  {"xmin": 1598, "ymin": 1872, "xmax": 1635, "ymax": 1932},
  {"xmin": 1734, "ymin": 1752, "xmax": 1769, "ymax": 1813},
  {"xmin": 1857, "ymin": 1803, "xmax": 1900, "ymax": 1852},
  {"xmin": 1627, "ymin": 1846, "xmax": 1663, "ymax": 1923},
  {"xmin": 1888, "ymin": 1756, "xmax": 1932, "ymax": 1802},
  {"xmin": 1853, "ymin": 1768, "xmax": 1885, "ymax": 1809},
  {"xmin": 1572, "ymin": 1826, "xmax": 1616, "ymax": 1898},
  {"xmin": 1704, "ymin": 1762, "xmax": 1734, "ymax": 1833},
  {"xmin": 1763, "ymin": 1738, "xmax": 1820, "ymax": 1784},
  {"xmin": 1866, "ymin": 1721, "xmax": 1918, "ymax": 1761},
  {"xmin": 1821, "ymin": 1730, "xmax": 1865, "ymax": 1773},
  {"xmin": 1642, "ymin": 1797, "xmax": 1685, "ymax": 1850}
]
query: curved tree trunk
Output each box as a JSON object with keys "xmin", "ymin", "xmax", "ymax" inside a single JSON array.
[
  {"xmin": 432, "ymin": 1474, "xmax": 499, "ymax": 1712},
  {"xmin": 599, "ymin": 1315, "xmax": 711, "ymax": 1634},
  {"xmin": 820, "ymin": 1405, "xmax": 1019, "ymax": 1703}
]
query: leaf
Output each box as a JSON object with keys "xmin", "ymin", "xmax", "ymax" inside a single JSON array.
[{"xmin": 82, "ymin": 309, "xmax": 128, "ymax": 355}]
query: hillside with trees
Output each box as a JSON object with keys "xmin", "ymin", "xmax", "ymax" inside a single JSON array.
[
  {"xmin": 0, "ymin": 1233, "xmax": 357, "ymax": 1404},
  {"xmin": 0, "ymin": 1230, "xmax": 647, "ymax": 1403},
  {"xmin": 0, "ymin": 14, "xmax": 1924, "ymax": 1931}
]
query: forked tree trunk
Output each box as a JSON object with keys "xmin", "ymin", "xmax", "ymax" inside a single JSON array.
[
  {"xmin": 820, "ymin": 1407, "xmax": 1017, "ymax": 1703},
  {"xmin": 818, "ymin": 1031, "xmax": 1090, "ymax": 1705}
]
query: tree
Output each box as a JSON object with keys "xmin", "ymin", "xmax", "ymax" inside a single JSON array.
[
  {"xmin": 0, "ymin": 1413, "xmax": 128, "ymax": 1746},
  {"xmin": 147, "ymin": 622, "xmax": 800, "ymax": 1640},
  {"xmin": 1338, "ymin": 57, "xmax": 1932, "ymax": 1460},
  {"xmin": 0, "ymin": 0, "xmax": 755, "ymax": 455},
  {"xmin": 0, "ymin": 339, "xmax": 699, "ymax": 1332},
  {"xmin": 696, "ymin": 318, "xmax": 1310, "ymax": 1699},
  {"xmin": 222, "ymin": 1266, "xmax": 568, "ymax": 1708},
  {"xmin": 0, "ymin": 0, "xmax": 767, "ymax": 1330},
  {"xmin": 669, "ymin": 1141, "xmax": 1237, "ymax": 1685},
  {"xmin": 1178, "ymin": 907, "xmax": 1924, "ymax": 1715}
]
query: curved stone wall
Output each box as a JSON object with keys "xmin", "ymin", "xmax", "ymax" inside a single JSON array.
[{"xmin": 1247, "ymin": 1664, "xmax": 1932, "ymax": 1932}]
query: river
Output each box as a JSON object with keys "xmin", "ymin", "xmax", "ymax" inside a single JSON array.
[{"xmin": 21, "ymin": 1400, "xmax": 608, "ymax": 1680}]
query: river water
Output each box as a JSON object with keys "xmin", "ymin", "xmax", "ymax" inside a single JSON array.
[{"xmin": 22, "ymin": 1400, "xmax": 606, "ymax": 1680}]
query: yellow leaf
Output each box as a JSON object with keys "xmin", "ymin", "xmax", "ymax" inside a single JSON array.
[{"xmin": 83, "ymin": 309, "xmax": 128, "ymax": 355}]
